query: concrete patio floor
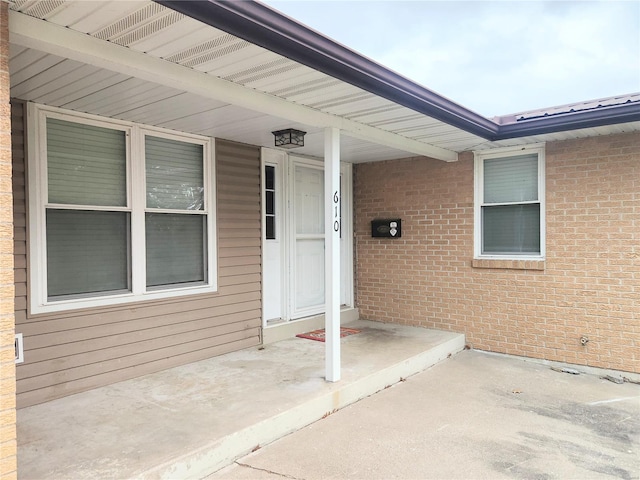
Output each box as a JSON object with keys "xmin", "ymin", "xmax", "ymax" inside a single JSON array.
[
  {"xmin": 216, "ymin": 349, "xmax": 640, "ymax": 480},
  {"xmin": 17, "ymin": 320, "xmax": 465, "ymax": 479}
]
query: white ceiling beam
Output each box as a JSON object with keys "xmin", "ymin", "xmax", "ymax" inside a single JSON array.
[{"xmin": 9, "ymin": 11, "xmax": 458, "ymax": 162}]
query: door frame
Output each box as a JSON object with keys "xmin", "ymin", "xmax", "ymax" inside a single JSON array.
[
  {"xmin": 261, "ymin": 148, "xmax": 286, "ymax": 324},
  {"xmin": 260, "ymin": 149, "xmax": 353, "ymax": 326}
]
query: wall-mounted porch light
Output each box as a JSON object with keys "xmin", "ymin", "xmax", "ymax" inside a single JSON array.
[{"xmin": 272, "ymin": 128, "xmax": 306, "ymax": 149}]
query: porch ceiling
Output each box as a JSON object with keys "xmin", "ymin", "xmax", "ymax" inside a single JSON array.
[
  {"xmin": 8, "ymin": 0, "xmax": 466, "ymax": 162},
  {"xmin": 8, "ymin": 0, "xmax": 640, "ymax": 163}
]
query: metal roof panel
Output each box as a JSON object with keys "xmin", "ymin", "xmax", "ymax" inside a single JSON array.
[{"xmin": 498, "ymin": 93, "xmax": 640, "ymax": 123}]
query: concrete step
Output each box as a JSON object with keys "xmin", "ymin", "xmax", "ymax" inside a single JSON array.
[
  {"xmin": 19, "ymin": 320, "xmax": 464, "ymax": 480},
  {"xmin": 140, "ymin": 322, "xmax": 465, "ymax": 479}
]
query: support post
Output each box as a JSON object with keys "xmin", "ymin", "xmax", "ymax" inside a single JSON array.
[{"xmin": 324, "ymin": 127, "xmax": 341, "ymax": 382}]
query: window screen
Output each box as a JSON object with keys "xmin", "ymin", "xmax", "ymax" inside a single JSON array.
[
  {"xmin": 47, "ymin": 210, "xmax": 129, "ymax": 297},
  {"xmin": 145, "ymin": 213, "xmax": 206, "ymax": 287},
  {"xmin": 482, "ymin": 204, "xmax": 540, "ymax": 254},
  {"xmin": 481, "ymin": 152, "xmax": 541, "ymax": 256}
]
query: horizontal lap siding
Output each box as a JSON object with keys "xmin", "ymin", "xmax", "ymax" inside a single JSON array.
[
  {"xmin": 13, "ymin": 110, "xmax": 263, "ymax": 407},
  {"xmin": 11, "ymin": 102, "xmax": 26, "ymax": 324}
]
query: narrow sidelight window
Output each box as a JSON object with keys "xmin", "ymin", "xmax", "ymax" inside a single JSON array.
[{"xmin": 265, "ymin": 165, "xmax": 276, "ymax": 240}]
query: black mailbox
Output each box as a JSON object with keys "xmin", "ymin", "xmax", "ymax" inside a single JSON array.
[{"xmin": 371, "ymin": 219, "xmax": 401, "ymax": 238}]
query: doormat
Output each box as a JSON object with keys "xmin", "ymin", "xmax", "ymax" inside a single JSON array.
[{"xmin": 296, "ymin": 327, "xmax": 361, "ymax": 342}]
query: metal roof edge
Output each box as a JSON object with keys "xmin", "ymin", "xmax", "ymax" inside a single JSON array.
[
  {"xmin": 156, "ymin": 0, "xmax": 640, "ymax": 145},
  {"xmin": 495, "ymin": 103, "xmax": 640, "ymax": 140}
]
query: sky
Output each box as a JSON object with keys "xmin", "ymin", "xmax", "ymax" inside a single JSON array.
[{"xmin": 263, "ymin": 1, "xmax": 640, "ymax": 117}]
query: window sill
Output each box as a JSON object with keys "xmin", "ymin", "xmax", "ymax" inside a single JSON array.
[
  {"xmin": 472, "ymin": 258, "xmax": 545, "ymax": 271},
  {"xmin": 29, "ymin": 284, "xmax": 218, "ymax": 315}
]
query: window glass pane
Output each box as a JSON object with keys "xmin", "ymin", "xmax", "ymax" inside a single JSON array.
[
  {"xmin": 482, "ymin": 204, "xmax": 540, "ymax": 254},
  {"xmin": 265, "ymin": 166, "xmax": 276, "ymax": 240},
  {"xmin": 47, "ymin": 210, "xmax": 129, "ymax": 297},
  {"xmin": 266, "ymin": 215, "xmax": 275, "ymax": 240},
  {"xmin": 146, "ymin": 136, "xmax": 204, "ymax": 210},
  {"xmin": 265, "ymin": 165, "xmax": 275, "ymax": 190},
  {"xmin": 266, "ymin": 190, "xmax": 275, "ymax": 215},
  {"xmin": 146, "ymin": 213, "xmax": 206, "ymax": 287},
  {"xmin": 484, "ymin": 154, "xmax": 538, "ymax": 203},
  {"xmin": 47, "ymin": 118, "xmax": 126, "ymax": 206}
]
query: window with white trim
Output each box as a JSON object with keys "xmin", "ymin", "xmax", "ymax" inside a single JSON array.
[
  {"xmin": 474, "ymin": 145, "xmax": 545, "ymax": 259},
  {"xmin": 28, "ymin": 105, "xmax": 217, "ymax": 314}
]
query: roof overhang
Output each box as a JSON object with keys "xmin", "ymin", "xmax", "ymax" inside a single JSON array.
[
  {"xmin": 495, "ymin": 102, "xmax": 640, "ymax": 139},
  {"xmin": 157, "ymin": 0, "xmax": 640, "ymax": 142},
  {"xmin": 8, "ymin": 0, "xmax": 640, "ymax": 163},
  {"xmin": 157, "ymin": 0, "xmax": 499, "ymax": 140},
  {"xmin": 9, "ymin": 5, "xmax": 464, "ymax": 162}
]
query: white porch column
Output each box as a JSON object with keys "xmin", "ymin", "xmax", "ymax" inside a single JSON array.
[{"xmin": 324, "ymin": 127, "xmax": 341, "ymax": 382}]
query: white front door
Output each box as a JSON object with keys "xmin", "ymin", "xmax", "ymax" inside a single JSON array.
[
  {"xmin": 261, "ymin": 150, "xmax": 353, "ymax": 324},
  {"xmin": 292, "ymin": 163, "xmax": 325, "ymax": 317}
]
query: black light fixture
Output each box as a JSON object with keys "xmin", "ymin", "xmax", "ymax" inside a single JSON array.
[{"xmin": 272, "ymin": 128, "xmax": 306, "ymax": 149}]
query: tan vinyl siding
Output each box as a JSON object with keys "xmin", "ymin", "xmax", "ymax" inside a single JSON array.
[
  {"xmin": 11, "ymin": 103, "xmax": 25, "ymax": 325},
  {"xmin": 13, "ymin": 112, "xmax": 263, "ymax": 407}
]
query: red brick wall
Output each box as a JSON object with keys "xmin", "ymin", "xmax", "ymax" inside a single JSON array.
[
  {"xmin": 0, "ymin": 2, "xmax": 17, "ymax": 478},
  {"xmin": 354, "ymin": 132, "xmax": 640, "ymax": 373}
]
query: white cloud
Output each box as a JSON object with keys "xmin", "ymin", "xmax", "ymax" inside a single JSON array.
[{"xmin": 264, "ymin": 0, "xmax": 640, "ymax": 116}]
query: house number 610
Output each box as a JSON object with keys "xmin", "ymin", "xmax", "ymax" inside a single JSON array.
[{"xmin": 333, "ymin": 191, "xmax": 340, "ymax": 232}]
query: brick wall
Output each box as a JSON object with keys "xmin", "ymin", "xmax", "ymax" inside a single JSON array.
[
  {"xmin": 0, "ymin": 2, "xmax": 17, "ymax": 478},
  {"xmin": 355, "ymin": 132, "xmax": 640, "ymax": 373}
]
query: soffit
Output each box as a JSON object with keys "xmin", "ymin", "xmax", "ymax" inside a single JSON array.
[
  {"xmin": 8, "ymin": 0, "xmax": 487, "ymax": 162},
  {"xmin": 9, "ymin": 0, "xmax": 640, "ymax": 161}
]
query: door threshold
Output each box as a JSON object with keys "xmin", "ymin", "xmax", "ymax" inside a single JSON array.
[{"xmin": 263, "ymin": 307, "xmax": 359, "ymax": 345}]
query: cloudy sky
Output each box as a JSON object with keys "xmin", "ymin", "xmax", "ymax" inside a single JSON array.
[{"xmin": 263, "ymin": 1, "xmax": 640, "ymax": 117}]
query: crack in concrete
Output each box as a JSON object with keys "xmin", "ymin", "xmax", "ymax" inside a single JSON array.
[{"xmin": 234, "ymin": 461, "xmax": 303, "ymax": 479}]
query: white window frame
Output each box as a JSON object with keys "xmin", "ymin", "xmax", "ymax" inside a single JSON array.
[
  {"xmin": 473, "ymin": 143, "xmax": 545, "ymax": 260},
  {"xmin": 263, "ymin": 164, "xmax": 277, "ymax": 241},
  {"xmin": 27, "ymin": 103, "xmax": 218, "ymax": 315}
]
